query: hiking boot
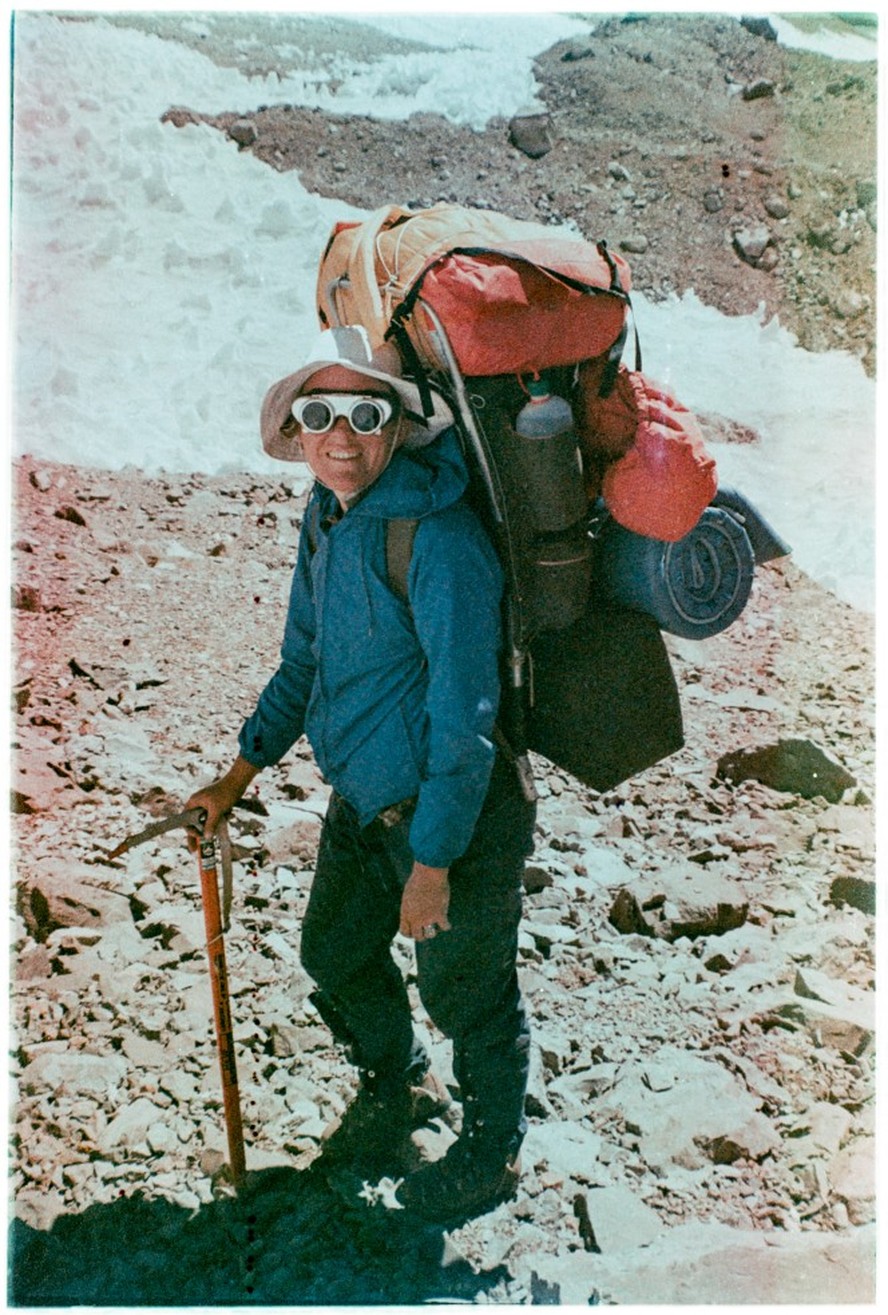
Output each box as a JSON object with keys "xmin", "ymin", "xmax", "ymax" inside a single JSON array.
[
  {"xmin": 317, "ymin": 1068, "xmax": 452, "ymax": 1173},
  {"xmin": 396, "ymin": 1135, "xmax": 521, "ymax": 1225}
]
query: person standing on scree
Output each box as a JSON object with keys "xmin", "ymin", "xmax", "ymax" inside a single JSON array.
[{"xmin": 186, "ymin": 325, "xmax": 537, "ymax": 1223}]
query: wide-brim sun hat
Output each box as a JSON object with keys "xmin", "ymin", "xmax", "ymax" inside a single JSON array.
[{"xmin": 260, "ymin": 325, "xmax": 453, "ymax": 462}]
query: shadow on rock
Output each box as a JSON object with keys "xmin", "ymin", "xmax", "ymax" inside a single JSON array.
[{"xmin": 8, "ymin": 1164, "xmax": 511, "ymax": 1306}]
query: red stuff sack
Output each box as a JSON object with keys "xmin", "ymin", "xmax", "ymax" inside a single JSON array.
[
  {"xmin": 576, "ymin": 362, "xmax": 717, "ymax": 542},
  {"xmin": 411, "ymin": 244, "xmax": 628, "ymax": 377}
]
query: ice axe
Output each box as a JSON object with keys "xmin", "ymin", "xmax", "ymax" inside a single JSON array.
[{"xmin": 105, "ymin": 807, "xmax": 247, "ymax": 1188}]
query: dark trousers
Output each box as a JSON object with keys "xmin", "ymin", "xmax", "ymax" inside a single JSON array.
[{"xmin": 300, "ymin": 752, "xmax": 536, "ymax": 1154}]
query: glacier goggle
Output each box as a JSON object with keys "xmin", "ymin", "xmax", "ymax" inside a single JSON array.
[{"xmin": 290, "ymin": 393, "xmax": 397, "ymax": 436}]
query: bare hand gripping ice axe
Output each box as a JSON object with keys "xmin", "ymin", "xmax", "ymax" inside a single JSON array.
[{"xmin": 106, "ymin": 807, "xmax": 247, "ymax": 1188}]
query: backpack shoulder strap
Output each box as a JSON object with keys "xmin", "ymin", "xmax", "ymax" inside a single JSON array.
[
  {"xmin": 305, "ymin": 502, "xmax": 417, "ymax": 604},
  {"xmin": 304, "ymin": 499, "xmax": 321, "ymax": 556},
  {"xmin": 385, "ymin": 518, "xmax": 418, "ymax": 605}
]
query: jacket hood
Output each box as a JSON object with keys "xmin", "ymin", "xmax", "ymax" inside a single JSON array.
[{"xmin": 314, "ymin": 426, "xmax": 469, "ymax": 522}]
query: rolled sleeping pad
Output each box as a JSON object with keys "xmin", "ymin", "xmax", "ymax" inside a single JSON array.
[
  {"xmin": 711, "ymin": 485, "xmax": 792, "ymax": 565},
  {"xmin": 591, "ymin": 504, "xmax": 757, "ymax": 640}
]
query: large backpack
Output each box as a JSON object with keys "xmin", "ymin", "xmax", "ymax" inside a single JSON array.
[
  {"xmin": 314, "ymin": 203, "xmax": 786, "ymax": 793},
  {"xmin": 317, "ymin": 202, "xmax": 633, "ymax": 382}
]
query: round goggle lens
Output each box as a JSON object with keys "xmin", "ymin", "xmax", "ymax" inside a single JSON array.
[
  {"xmin": 349, "ymin": 400, "xmax": 386, "ymax": 434},
  {"xmin": 298, "ymin": 398, "xmax": 334, "ymax": 433}
]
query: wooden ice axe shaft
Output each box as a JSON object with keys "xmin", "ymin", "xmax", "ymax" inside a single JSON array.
[{"xmin": 198, "ymin": 832, "xmax": 246, "ymax": 1187}]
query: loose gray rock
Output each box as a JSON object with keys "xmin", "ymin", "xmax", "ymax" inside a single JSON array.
[
  {"xmin": 19, "ymin": 1051, "xmax": 127, "ymax": 1097},
  {"xmin": 763, "ymin": 193, "xmax": 790, "ymax": 219},
  {"xmin": 548, "ymin": 1064, "xmax": 619, "ymax": 1118},
  {"xmin": 147, "ymin": 1122, "xmax": 178, "ymax": 1155},
  {"xmin": 263, "ymin": 816, "xmax": 323, "ymax": 867},
  {"xmin": 28, "ymin": 468, "xmax": 53, "ymax": 492},
  {"xmin": 578, "ymin": 1183, "xmax": 665, "ymax": 1252},
  {"xmin": 742, "ymin": 79, "xmax": 775, "ymax": 100},
  {"xmin": 121, "ymin": 1034, "xmax": 168, "ymax": 1069},
  {"xmin": 18, "ymin": 867, "xmax": 133, "ymax": 942},
  {"xmin": 12, "ymin": 583, "xmax": 43, "ymax": 613},
  {"xmin": 769, "ymin": 993, "xmax": 873, "ymax": 1056},
  {"xmin": 804, "ymin": 1101, "xmax": 853, "ymax": 1155},
  {"xmin": 717, "ymin": 737, "xmax": 857, "ymax": 802},
  {"xmin": 609, "ymin": 869, "xmax": 747, "ymax": 941},
  {"xmin": 228, "ymin": 118, "xmax": 258, "ymax": 147},
  {"xmin": 522, "ymin": 1119, "xmax": 603, "ymax": 1181},
  {"xmin": 793, "ymin": 965, "xmax": 869, "ymax": 1011},
  {"xmin": 160, "ymin": 106, "xmax": 203, "ymax": 129},
  {"xmin": 11, "ymin": 750, "xmax": 78, "ymax": 812},
  {"xmin": 827, "ymin": 1138, "xmax": 875, "ymax": 1224},
  {"xmin": 833, "ymin": 288, "xmax": 868, "ymax": 319},
  {"xmin": 99, "ymin": 1097, "xmax": 170, "ymax": 1152},
  {"xmin": 13, "ymin": 1188, "xmax": 68, "ymax": 1233},
  {"xmin": 137, "ymin": 901, "xmax": 205, "ymax": 954},
  {"xmin": 15, "ymin": 943, "xmax": 53, "ymax": 981},
  {"xmin": 703, "ymin": 1111, "xmax": 782, "ymax": 1163},
  {"xmin": 508, "ymin": 111, "xmax": 552, "ymax": 159},
  {"xmin": 159, "ymin": 1070, "xmax": 200, "ymax": 1105},
  {"xmin": 608, "ymin": 888, "xmax": 653, "ymax": 937},
  {"xmin": 733, "ymin": 224, "xmax": 773, "ymax": 267},
  {"xmin": 523, "ymin": 865, "xmax": 554, "ymax": 896},
  {"xmin": 604, "ymin": 1049, "xmax": 763, "ymax": 1170},
  {"xmin": 54, "ymin": 504, "xmax": 88, "ymax": 527},
  {"xmin": 544, "ymin": 1220, "xmax": 876, "ymax": 1305}
]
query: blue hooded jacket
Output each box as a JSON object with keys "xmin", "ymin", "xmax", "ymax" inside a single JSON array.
[{"xmin": 238, "ymin": 428, "xmax": 504, "ymax": 868}]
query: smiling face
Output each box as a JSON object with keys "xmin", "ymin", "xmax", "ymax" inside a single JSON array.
[{"xmin": 296, "ymin": 365, "xmax": 402, "ymax": 508}]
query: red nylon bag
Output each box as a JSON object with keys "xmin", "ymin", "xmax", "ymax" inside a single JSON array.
[
  {"xmin": 576, "ymin": 362, "xmax": 717, "ymax": 542},
  {"xmin": 413, "ymin": 248, "xmax": 629, "ymax": 377}
]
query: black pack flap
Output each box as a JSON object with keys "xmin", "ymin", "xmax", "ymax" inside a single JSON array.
[{"xmin": 526, "ymin": 605, "xmax": 684, "ymax": 792}]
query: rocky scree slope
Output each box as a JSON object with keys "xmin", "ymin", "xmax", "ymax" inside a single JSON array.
[{"xmin": 9, "ymin": 448, "xmax": 875, "ymax": 1305}]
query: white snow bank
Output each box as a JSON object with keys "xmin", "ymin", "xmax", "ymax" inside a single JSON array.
[
  {"xmin": 11, "ymin": 13, "xmax": 353, "ymax": 480},
  {"xmin": 766, "ymin": 13, "xmax": 878, "ymax": 63}
]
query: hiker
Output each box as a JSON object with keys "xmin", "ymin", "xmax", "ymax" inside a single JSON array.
[{"xmin": 185, "ymin": 325, "xmax": 536, "ymax": 1223}]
